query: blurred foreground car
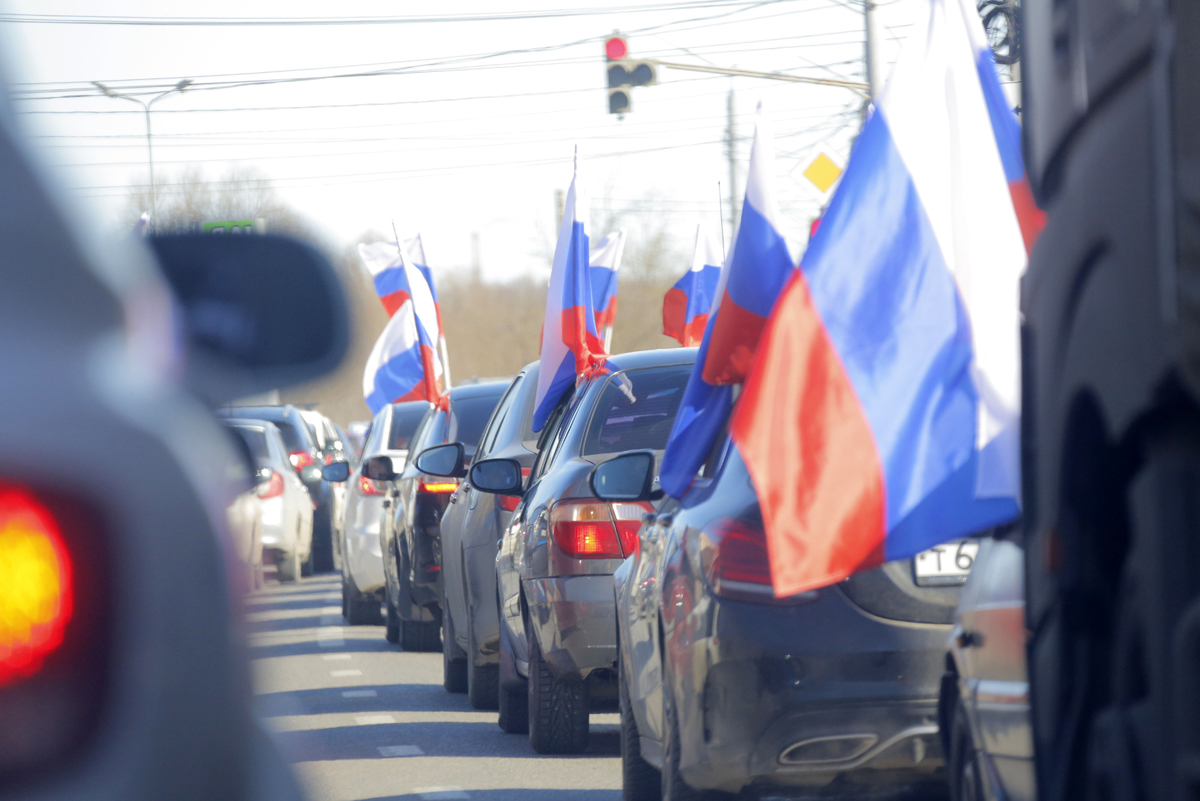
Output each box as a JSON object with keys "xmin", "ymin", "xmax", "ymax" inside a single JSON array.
[
  {"xmin": 421, "ymin": 363, "xmax": 540, "ymax": 707},
  {"xmin": 940, "ymin": 536, "xmax": 1032, "ymax": 801},
  {"xmin": 0, "ymin": 85, "xmax": 348, "ymax": 796},
  {"xmin": 218, "ymin": 404, "xmax": 336, "ymax": 571},
  {"xmin": 474, "ymin": 348, "xmax": 695, "ymax": 754},
  {"xmin": 338, "ymin": 400, "xmax": 429, "ymax": 626},
  {"xmin": 369, "ymin": 383, "xmax": 507, "ymax": 651},
  {"xmin": 601, "ymin": 438, "xmax": 963, "ymax": 799},
  {"xmin": 222, "ymin": 424, "xmax": 266, "ymax": 591},
  {"xmin": 226, "ymin": 419, "xmax": 315, "ymax": 583}
]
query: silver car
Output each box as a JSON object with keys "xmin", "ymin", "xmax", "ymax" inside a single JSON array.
[
  {"xmin": 227, "ymin": 420, "xmax": 314, "ymax": 583},
  {"xmin": 340, "ymin": 400, "xmax": 430, "ymax": 627}
]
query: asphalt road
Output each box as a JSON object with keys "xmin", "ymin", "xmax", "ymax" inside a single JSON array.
[{"xmin": 246, "ymin": 574, "xmax": 623, "ymax": 801}]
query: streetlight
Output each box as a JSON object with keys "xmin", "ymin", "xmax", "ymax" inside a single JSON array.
[{"xmin": 93, "ymin": 78, "xmax": 192, "ymax": 234}]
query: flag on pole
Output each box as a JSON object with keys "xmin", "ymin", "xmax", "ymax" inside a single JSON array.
[
  {"xmin": 589, "ymin": 229, "xmax": 627, "ymax": 332},
  {"xmin": 532, "ymin": 150, "xmax": 606, "ymax": 432},
  {"xmin": 662, "ymin": 225, "xmax": 723, "ymax": 347},
  {"xmin": 659, "ymin": 109, "xmax": 794, "ymax": 498},
  {"xmin": 400, "ymin": 233, "xmax": 453, "ymax": 388},
  {"xmin": 730, "ymin": 0, "xmax": 1031, "ymax": 596},
  {"xmin": 358, "ymin": 240, "xmax": 443, "ymax": 411}
]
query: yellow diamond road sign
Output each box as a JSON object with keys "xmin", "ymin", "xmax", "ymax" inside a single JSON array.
[{"xmin": 804, "ymin": 153, "xmax": 843, "ymax": 193}]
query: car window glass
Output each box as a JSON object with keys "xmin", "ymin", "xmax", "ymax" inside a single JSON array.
[
  {"xmin": 697, "ymin": 422, "xmax": 732, "ymax": 480},
  {"xmin": 480, "ymin": 377, "xmax": 521, "ymax": 456},
  {"xmin": 273, "ymin": 421, "xmax": 304, "ymax": 452},
  {"xmin": 231, "ymin": 426, "xmax": 268, "ymax": 460},
  {"xmin": 388, "ymin": 405, "xmax": 430, "ymax": 450},
  {"xmin": 362, "ymin": 417, "xmax": 383, "ymax": 456},
  {"xmin": 447, "ymin": 394, "xmax": 504, "ymax": 449},
  {"xmin": 531, "ymin": 389, "xmax": 574, "ymax": 480},
  {"xmin": 581, "ymin": 365, "xmax": 693, "ymax": 458},
  {"xmin": 405, "ymin": 411, "xmax": 446, "ymax": 476}
]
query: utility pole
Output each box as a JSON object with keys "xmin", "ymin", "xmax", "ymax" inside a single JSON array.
[{"xmin": 725, "ymin": 84, "xmax": 738, "ymax": 245}]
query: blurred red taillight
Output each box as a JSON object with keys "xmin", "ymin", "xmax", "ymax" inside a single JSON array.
[
  {"xmin": 703, "ymin": 520, "xmax": 818, "ymax": 604},
  {"xmin": 0, "ymin": 488, "xmax": 73, "ymax": 687},
  {"xmin": 610, "ymin": 502, "xmax": 654, "ymax": 556},
  {"xmin": 358, "ymin": 475, "xmax": 384, "ymax": 496},
  {"xmin": 551, "ymin": 500, "xmax": 623, "ymax": 558},
  {"xmin": 497, "ymin": 495, "xmax": 520, "ymax": 512},
  {"xmin": 257, "ymin": 472, "xmax": 284, "ymax": 500},
  {"xmin": 289, "ymin": 450, "xmax": 314, "ymax": 470},
  {"xmin": 419, "ymin": 479, "xmax": 458, "ymax": 494},
  {"xmin": 323, "ymin": 453, "xmax": 334, "ymax": 466}
]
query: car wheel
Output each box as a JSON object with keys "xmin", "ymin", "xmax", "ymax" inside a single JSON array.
[
  {"xmin": 663, "ymin": 679, "xmax": 726, "ymax": 801},
  {"xmin": 441, "ymin": 590, "xmax": 467, "ymax": 693},
  {"xmin": 400, "ymin": 619, "xmax": 441, "ymax": 652},
  {"xmin": 467, "ymin": 616, "xmax": 499, "ymax": 710},
  {"xmin": 277, "ymin": 549, "xmax": 301, "ymax": 583},
  {"xmin": 527, "ymin": 626, "xmax": 588, "ymax": 754},
  {"xmin": 497, "ymin": 617, "xmax": 528, "ymax": 734},
  {"xmin": 385, "ymin": 601, "xmax": 400, "ymax": 644},
  {"xmin": 313, "ymin": 509, "xmax": 334, "ymax": 573},
  {"xmin": 949, "ymin": 699, "xmax": 985, "ymax": 801},
  {"xmin": 300, "ymin": 540, "xmax": 314, "ymax": 578},
  {"xmin": 343, "ymin": 574, "xmax": 382, "ymax": 626},
  {"xmin": 621, "ymin": 659, "xmax": 660, "ymax": 801}
]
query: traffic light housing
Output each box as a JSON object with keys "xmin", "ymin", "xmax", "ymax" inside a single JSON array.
[{"xmin": 604, "ymin": 35, "xmax": 656, "ymax": 115}]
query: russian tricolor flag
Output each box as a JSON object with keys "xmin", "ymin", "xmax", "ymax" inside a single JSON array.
[
  {"xmin": 662, "ymin": 225, "xmax": 722, "ymax": 347},
  {"xmin": 730, "ymin": 0, "xmax": 1033, "ymax": 596},
  {"xmin": 589, "ymin": 229, "xmax": 627, "ymax": 334},
  {"xmin": 532, "ymin": 152, "xmax": 607, "ymax": 432},
  {"xmin": 659, "ymin": 110, "xmax": 795, "ymax": 498},
  {"xmin": 359, "ymin": 239, "xmax": 444, "ymax": 413}
]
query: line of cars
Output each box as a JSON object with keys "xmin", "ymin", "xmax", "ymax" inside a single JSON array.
[{"xmin": 331, "ymin": 347, "xmax": 1034, "ymax": 800}]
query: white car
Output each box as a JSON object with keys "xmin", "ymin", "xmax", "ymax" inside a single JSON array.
[
  {"xmin": 339, "ymin": 401, "xmax": 429, "ymax": 627},
  {"xmin": 227, "ymin": 420, "xmax": 314, "ymax": 583}
]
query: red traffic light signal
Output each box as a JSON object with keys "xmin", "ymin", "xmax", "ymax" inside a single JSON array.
[{"xmin": 605, "ymin": 36, "xmax": 628, "ymax": 62}]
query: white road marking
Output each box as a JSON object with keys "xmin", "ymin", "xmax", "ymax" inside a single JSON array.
[
  {"xmin": 355, "ymin": 714, "xmax": 395, "ymax": 725},
  {"xmin": 329, "ymin": 669, "xmax": 362, "ymax": 677},
  {"xmin": 321, "ymin": 654, "xmax": 352, "ymax": 661},
  {"xmin": 378, "ymin": 745, "xmax": 425, "ymax": 758},
  {"xmin": 413, "ymin": 788, "xmax": 468, "ymax": 800},
  {"xmin": 342, "ymin": 689, "xmax": 377, "ymax": 698},
  {"xmin": 318, "ymin": 639, "xmax": 345, "ymax": 648}
]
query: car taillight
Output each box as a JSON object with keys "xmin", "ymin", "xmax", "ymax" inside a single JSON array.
[
  {"xmin": 358, "ymin": 476, "xmax": 384, "ymax": 496},
  {"xmin": 323, "ymin": 453, "xmax": 334, "ymax": 465},
  {"xmin": 497, "ymin": 495, "xmax": 520, "ymax": 512},
  {"xmin": 551, "ymin": 500, "xmax": 623, "ymax": 559},
  {"xmin": 0, "ymin": 488, "xmax": 72, "ymax": 687},
  {"xmin": 703, "ymin": 520, "xmax": 818, "ymax": 604},
  {"xmin": 610, "ymin": 502, "xmax": 654, "ymax": 556},
  {"xmin": 419, "ymin": 478, "xmax": 458, "ymax": 494},
  {"xmin": 289, "ymin": 450, "xmax": 314, "ymax": 470},
  {"xmin": 257, "ymin": 472, "xmax": 284, "ymax": 499}
]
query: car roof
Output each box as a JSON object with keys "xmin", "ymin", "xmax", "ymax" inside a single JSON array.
[
  {"xmin": 606, "ymin": 347, "xmax": 698, "ymax": 371},
  {"xmin": 447, "ymin": 380, "xmax": 510, "ymax": 399},
  {"xmin": 221, "ymin": 404, "xmax": 294, "ymax": 421}
]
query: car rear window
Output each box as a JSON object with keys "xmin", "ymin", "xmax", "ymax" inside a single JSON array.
[
  {"xmin": 272, "ymin": 421, "xmax": 305, "ymax": 452},
  {"xmin": 582, "ymin": 365, "xmax": 693, "ymax": 458},
  {"xmin": 231, "ymin": 426, "xmax": 268, "ymax": 460},
  {"xmin": 447, "ymin": 394, "xmax": 504, "ymax": 448},
  {"xmin": 388, "ymin": 404, "xmax": 431, "ymax": 450}
]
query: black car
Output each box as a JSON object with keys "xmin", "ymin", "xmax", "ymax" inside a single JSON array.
[
  {"xmin": 597, "ymin": 436, "xmax": 963, "ymax": 799},
  {"xmin": 217, "ymin": 404, "xmax": 336, "ymax": 571},
  {"xmin": 368, "ymin": 382, "xmax": 507, "ymax": 651}
]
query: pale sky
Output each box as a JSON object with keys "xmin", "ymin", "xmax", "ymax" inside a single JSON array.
[{"xmin": 3, "ymin": 0, "xmax": 924, "ymax": 281}]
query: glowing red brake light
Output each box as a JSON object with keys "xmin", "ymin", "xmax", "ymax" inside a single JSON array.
[
  {"xmin": 257, "ymin": 472, "xmax": 284, "ymax": 499},
  {"xmin": 551, "ymin": 500, "xmax": 623, "ymax": 558},
  {"xmin": 289, "ymin": 450, "xmax": 314, "ymax": 470},
  {"xmin": 358, "ymin": 475, "xmax": 384, "ymax": 496},
  {"xmin": 419, "ymin": 479, "xmax": 458, "ymax": 494},
  {"xmin": 0, "ymin": 487, "xmax": 73, "ymax": 687}
]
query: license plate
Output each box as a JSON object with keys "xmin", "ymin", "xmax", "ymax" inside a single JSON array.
[{"xmin": 913, "ymin": 540, "xmax": 980, "ymax": 586}]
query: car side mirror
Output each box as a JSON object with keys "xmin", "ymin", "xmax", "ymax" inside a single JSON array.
[
  {"xmin": 148, "ymin": 234, "xmax": 349, "ymax": 404},
  {"xmin": 362, "ymin": 454, "xmax": 397, "ymax": 482},
  {"xmin": 322, "ymin": 461, "xmax": 351, "ymax": 482},
  {"xmin": 415, "ymin": 442, "xmax": 466, "ymax": 478},
  {"xmin": 469, "ymin": 458, "xmax": 523, "ymax": 495},
  {"xmin": 590, "ymin": 450, "xmax": 656, "ymax": 502}
]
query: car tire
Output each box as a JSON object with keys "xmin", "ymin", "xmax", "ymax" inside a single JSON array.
[
  {"xmin": 300, "ymin": 542, "xmax": 314, "ymax": 578},
  {"xmin": 313, "ymin": 509, "xmax": 334, "ymax": 573},
  {"xmin": 401, "ymin": 619, "xmax": 441, "ymax": 652},
  {"xmin": 949, "ymin": 699, "xmax": 986, "ymax": 801},
  {"xmin": 527, "ymin": 628, "xmax": 588, "ymax": 754},
  {"xmin": 277, "ymin": 549, "xmax": 301, "ymax": 583},
  {"xmin": 343, "ymin": 574, "xmax": 382, "ymax": 626},
  {"xmin": 441, "ymin": 591, "xmax": 467, "ymax": 693},
  {"xmin": 663, "ymin": 680, "xmax": 726, "ymax": 801},
  {"xmin": 620, "ymin": 661, "xmax": 660, "ymax": 801},
  {"xmin": 385, "ymin": 601, "xmax": 400, "ymax": 644},
  {"xmin": 498, "ymin": 683, "xmax": 529, "ymax": 734},
  {"xmin": 467, "ymin": 618, "xmax": 499, "ymax": 710}
]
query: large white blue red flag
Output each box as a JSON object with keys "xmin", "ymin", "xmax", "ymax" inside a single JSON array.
[
  {"xmin": 532, "ymin": 152, "xmax": 606, "ymax": 432},
  {"xmin": 662, "ymin": 225, "xmax": 723, "ymax": 347},
  {"xmin": 589, "ymin": 229, "xmax": 627, "ymax": 333},
  {"xmin": 404, "ymin": 234, "xmax": 444, "ymax": 339},
  {"xmin": 359, "ymin": 239, "xmax": 444, "ymax": 413},
  {"xmin": 731, "ymin": 0, "xmax": 1039, "ymax": 596},
  {"xmin": 659, "ymin": 109, "xmax": 795, "ymax": 498}
]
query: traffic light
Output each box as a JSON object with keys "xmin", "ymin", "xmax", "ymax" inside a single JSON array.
[{"xmin": 604, "ymin": 35, "xmax": 656, "ymax": 115}]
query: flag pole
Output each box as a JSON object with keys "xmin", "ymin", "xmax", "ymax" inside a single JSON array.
[
  {"xmin": 393, "ymin": 220, "xmax": 440, "ymax": 402},
  {"xmin": 717, "ymin": 181, "xmax": 727, "ymax": 260}
]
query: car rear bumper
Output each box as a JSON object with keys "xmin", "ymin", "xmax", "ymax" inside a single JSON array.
[
  {"xmin": 259, "ymin": 497, "xmax": 293, "ymax": 553},
  {"xmin": 524, "ymin": 574, "xmax": 616, "ymax": 679},
  {"xmin": 677, "ymin": 589, "xmax": 950, "ymax": 794}
]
